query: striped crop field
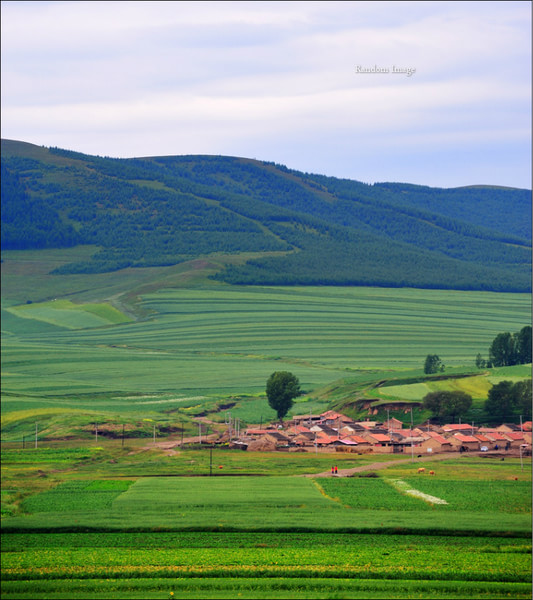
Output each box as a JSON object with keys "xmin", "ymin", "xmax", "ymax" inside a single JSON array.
[
  {"xmin": 2, "ymin": 465, "xmax": 531, "ymax": 599},
  {"xmin": 2, "ymin": 286, "xmax": 530, "ymax": 414}
]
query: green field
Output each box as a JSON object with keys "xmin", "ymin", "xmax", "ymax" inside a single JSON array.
[
  {"xmin": 2, "ymin": 285, "xmax": 530, "ymax": 418},
  {"xmin": 1, "ymin": 449, "xmax": 531, "ymax": 599}
]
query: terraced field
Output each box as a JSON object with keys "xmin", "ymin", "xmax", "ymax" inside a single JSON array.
[{"xmin": 2, "ymin": 286, "xmax": 530, "ymax": 417}]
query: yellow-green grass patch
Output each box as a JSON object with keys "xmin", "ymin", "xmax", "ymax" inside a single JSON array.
[{"xmin": 5, "ymin": 300, "xmax": 132, "ymax": 330}]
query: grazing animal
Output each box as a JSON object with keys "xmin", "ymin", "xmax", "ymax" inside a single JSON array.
[
  {"xmin": 417, "ymin": 467, "xmax": 425, "ymax": 474},
  {"xmin": 429, "ymin": 470, "xmax": 435, "ymax": 476}
]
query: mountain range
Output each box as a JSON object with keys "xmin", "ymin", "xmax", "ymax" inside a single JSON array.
[{"xmin": 1, "ymin": 138, "xmax": 531, "ymax": 292}]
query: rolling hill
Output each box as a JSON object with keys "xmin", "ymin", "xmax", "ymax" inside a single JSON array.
[{"xmin": 1, "ymin": 138, "xmax": 531, "ymax": 292}]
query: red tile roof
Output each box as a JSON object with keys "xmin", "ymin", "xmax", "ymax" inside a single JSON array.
[
  {"xmin": 370, "ymin": 433, "xmax": 391, "ymax": 443},
  {"xmin": 504, "ymin": 432, "xmax": 525, "ymax": 440},
  {"xmin": 290, "ymin": 425, "xmax": 311, "ymax": 434},
  {"xmin": 346, "ymin": 435, "xmax": 370, "ymax": 444},
  {"xmin": 443, "ymin": 424, "xmax": 476, "ymax": 431},
  {"xmin": 485, "ymin": 432, "xmax": 507, "ymax": 441},
  {"xmin": 427, "ymin": 431, "xmax": 451, "ymax": 444},
  {"xmin": 454, "ymin": 433, "xmax": 479, "ymax": 443}
]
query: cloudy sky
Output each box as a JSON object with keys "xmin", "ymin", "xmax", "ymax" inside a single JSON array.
[{"xmin": 1, "ymin": 1, "xmax": 531, "ymax": 188}]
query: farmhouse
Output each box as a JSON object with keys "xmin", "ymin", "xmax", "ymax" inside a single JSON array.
[
  {"xmin": 246, "ymin": 431, "xmax": 291, "ymax": 451},
  {"xmin": 309, "ymin": 424, "xmax": 338, "ymax": 436},
  {"xmin": 383, "ymin": 417, "xmax": 404, "ymax": 432},
  {"xmin": 442, "ymin": 424, "xmax": 478, "ymax": 435},
  {"xmin": 483, "ymin": 431, "xmax": 509, "ymax": 447},
  {"xmin": 449, "ymin": 433, "xmax": 480, "ymax": 451},
  {"xmin": 503, "ymin": 431, "xmax": 527, "ymax": 448},
  {"xmin": 497, "ymin": 423, "xmax": 523, "ymax": 433},
  {"xmin": 292, "ymin": 414, "xmax": 322, "ymax": 426}
]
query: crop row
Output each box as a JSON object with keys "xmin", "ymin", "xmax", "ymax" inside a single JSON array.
[
  {"xmin": 3, "ymin": 563, "xmax": 531, "ymax": 583},
  {"xmin": 4, "ymin": 531, "xmax": 530, "ymax": 551},
  {"xmin": 3, "ymin": 577, "xmax": 532, "ymax": 600},
  {"xmin": 3, "ymin": 544, "xmax": 530, "ymax": 580}
]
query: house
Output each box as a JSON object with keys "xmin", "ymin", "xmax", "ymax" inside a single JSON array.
[
  {"xmin": 356, "ymin": 421, "xmax": 380, "ymax": 430},
  {"xmin": 247, "ymin": 431, "xmax": 291, "ymax": 451},
  {"xmin": 309, "ymin": 424, "xmax": 339, "ymax": 436},
  {"xmin": 416, "ymin": 432, "xmax": 453, "ymax": 454},
  {"xmin": 449, "ymin": 433, "xmax": 480, "ymax": 451},
  {"xmin": 484, "ymin": 431, "xmax": 508, "ymax": 447},
  {"xmin": 292, "ymin": 414, "xmax": 322, "ymax": 426},
  {"xmin": 339, "ymin": 423, "xmax": 367, "ymax": 436},
  {"xmin": 497, "ymin": 423, "xmax": 521, "ymax": 433},
  {"xmin": 314, "ymin": 434, "xmax": 340, "ymax": 447},
  {"xmin": 331, "ymin": 435, "xmax": 373, "ymax": 453},
  {"xmin": 383, "ymin": 417, "xmax": 404, "ymax": 432},
  {"xmin": 522, "ymin": 421, "xmax": 532, "ymax": 432},
  {"xmin": 442, "ymin": 424, "xmax": 478, "ymax": 435},
  {"xmin": 474, "ymin": 434, "xmax": 493, "ymax": 450},
  {"xmin": 245, "ymin": 428, "xmax": 275, "ymax": 437},
  {"xmin": 292, "ymin": 432, "xmax": 315, "ymax": 447},
  {"xmin": 287, "ymin": 424, "xmax": 312, "ymax": 435},
  {"xmin": 363, "ymin": 433, "xmax": 402, "ymax": 453},
  {"xmin": 320, "ymin": 410, "xmax": 352, "ymax": 422},
  {"xmin": 502, "ymin": 431, "xmax": 526, "ymax": 448}
]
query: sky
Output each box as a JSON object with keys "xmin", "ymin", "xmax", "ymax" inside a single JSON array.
[{"xmin": 1, "ymin": 0, "xmax": 531, "ymax": 188}]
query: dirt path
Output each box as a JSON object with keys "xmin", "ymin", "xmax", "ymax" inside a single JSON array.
[{"xmin": 305, "ymin": 452, "xmax": 470, "ymax": 478}]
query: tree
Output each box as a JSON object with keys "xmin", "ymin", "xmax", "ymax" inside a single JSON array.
[
  {"xmin": 485, "ymin": 380, "xmax": 516, "ymax": 421},
  {"xmin": 489, "ymin": 332, "xmax": 517, "ymax": 367},
  {"xmin": 423, "ymin": 391, "xmax": 473, "ymax": 421},
  {"xmin": 266, "ymin": 371, "xmax": 301, "ymax": 422},
  {"xmin": 513, "ymin": 379, "xmax": 532, "ymax": 421},
  {"xmin": 424, "ymin": 354, "xmax": 444, "ymax": 374},
  {"xmin": 475, "ymin": 353, "xmax": 486, "ymax": 369},
  {"xmin": 515, "ymin": 326, "xmax": 532, "ymax": 364},
  {"xmin": 485, "ymin": 379, "xmax": 532, "ymax": 422}
]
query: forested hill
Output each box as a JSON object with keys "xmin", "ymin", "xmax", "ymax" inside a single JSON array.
[{"xmin": 1, "ymin": 138, "xmax": 531, "ymax": 292}]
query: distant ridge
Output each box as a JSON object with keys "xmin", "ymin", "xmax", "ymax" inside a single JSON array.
[{"xmin": 1, "ymin": 139, "xmax": 531, "ymax": 292}]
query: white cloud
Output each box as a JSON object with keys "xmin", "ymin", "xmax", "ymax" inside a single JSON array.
[{"xmin": 1, "ymin": 0, "xmax": 531, "ymax": 187}]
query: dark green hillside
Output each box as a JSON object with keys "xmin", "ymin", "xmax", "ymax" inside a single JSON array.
[{"xmin": 1, "ymin": 139, "xmax": 531, "ymax": 291}]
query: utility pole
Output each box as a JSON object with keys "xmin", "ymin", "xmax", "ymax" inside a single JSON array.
[
  {"xmin": 122, "ymin": 424, "xmax": 125, "ymax": 448},
  {"xmin": 95, "ymin": 422, "xmax": 98, "ymax": 443},
  {"xmin": 35, "ymin": 422, "xmax": 38, "ymax": 449},
  {"xmin": 411, "ymin": 407, "xmax": 414, "ymax": 462},
  {"xmin": 209, "ymin": 445, "xmax": 213, "ymax": 476},
  {"xmin": 198, "ymin": 422, "xmax": 202, "ymax": 445},
  {"xmin": 153, "ymin": 423, "xmax": 156, "ymax": 445}
]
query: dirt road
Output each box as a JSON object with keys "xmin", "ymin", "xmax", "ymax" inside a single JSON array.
[{"xmin": 305, "ymin": 451, "xmax": 477, "ymax": 478}]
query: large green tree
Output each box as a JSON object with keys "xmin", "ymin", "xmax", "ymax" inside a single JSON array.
[
  {"xmin": 266, "ymin": 371, "xmax": 301, "ymax": 422},
  {"xmin": 423, "ymin": 391, "xmax": 473, "ymax": 421},
  {"xmin": 424, "ymin": 354, "xmax": 444, "ymax": 374},
  {"xmin": 488, "ymin": 327, "xmax": 532, "ymax": 367},
  {"xmin": 485, "ymin": 379, "xmax": 532, "ymax": 422},
  {"xmin": 515, "ymin": 326, "xmax": 532, "ymax": 364}
]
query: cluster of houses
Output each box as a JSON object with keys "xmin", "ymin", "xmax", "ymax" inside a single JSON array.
[{"xmin": 224, "ymin": 410, "xmax": 532, "ymax": 455}]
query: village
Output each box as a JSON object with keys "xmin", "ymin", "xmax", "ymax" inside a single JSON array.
[{"xmin": 214, "ymin": 410, "xmax": 532, "ymax": 456}]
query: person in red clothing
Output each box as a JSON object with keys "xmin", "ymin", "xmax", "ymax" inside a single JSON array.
[{"xmin": 334, "ymin": 465, "xmax": 338, "ymax": 475}]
